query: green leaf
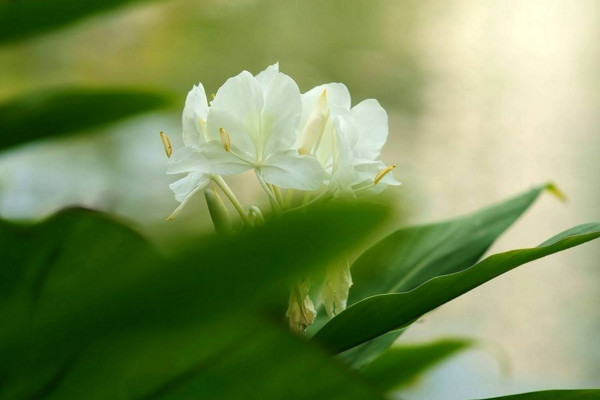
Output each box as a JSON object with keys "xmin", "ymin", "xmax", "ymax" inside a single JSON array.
[
  {"xmin": 0, "ymin": 87, "xmax": 173, "ymax": 152},
  {"xmin": 360, "ymin": 339, "xmax": 472, "ymax": 392},
  {"xmin": 313, "ymin": 222, "xmax": 600, "ymax": 354},
  {"xmin": 350, "ymin": 184, "xmax": 554, "ymax": 302},
  {"xmin": 0, "ymin": 202, "xmax": 388, "ymax": 399},
  {"xmin": 0, "ymin": 0, "xmax": 164, "ymax": 45},
  {"xmin": 334, "ymin": 185, "xmax": 552, "ymax": 368},
  {"xmin": 474, "ymin": 390, "xmax": 600, "ymax": 399}
]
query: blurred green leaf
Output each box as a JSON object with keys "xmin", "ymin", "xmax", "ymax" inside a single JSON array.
[
  {"xmin": 313, "ymin": 222, "xmax": 600, "ymax": 354},
  {"xmin": 0, "ymin": 202, "xmax": 388, "ymax": 399},
  {"xmin": 474, "ymin": 390, "xmax": 600, "ymax": 400},
  {"xmin": 361, "ymin": 339, "xmax": 472, "ymax": 392},
  {"xmin": 0, "ymin": 0, "xmax": 164, "ymax": 44},
  {"xmin": 331, "ymin": 184, "xmax": 552, "ymax": 368},
  {"xmin": 0, "ymin": 87, "xmax": 173, "ymax": 152}
]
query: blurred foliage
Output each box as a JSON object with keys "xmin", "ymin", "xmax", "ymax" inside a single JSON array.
[
  {"xmin": 0, "ymin": 88, "xmax": 173, "ymax": 152},
  {"xmin": 0, "ymin": 0, "xmax": 165, "ymax": 44},
  {"xmin": 361, "ymin": 339, "xmax": 473, "ymax": 392},
  {"xmin": 0, "ymin": 202, "xmax": 388, "ymax": 400}
]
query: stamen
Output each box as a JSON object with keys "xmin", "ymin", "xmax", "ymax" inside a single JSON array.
[
  {"xmin": 211, "ymin": 93, "xmax": 216, "ymax": 99},
  {"xmin": 219, "ymin": 127, "xmax": 231, "ymax": 151},
  {"xmin": 374, "ymin": 164, "xmax": 396, "ymax": 185},
  {"xmin": 159, "ymin": 131, "xmax": 172, "ymax": 158},
  {"xmin": 199, "ymin": 118, "xmax": 209, "ymax": 141}
]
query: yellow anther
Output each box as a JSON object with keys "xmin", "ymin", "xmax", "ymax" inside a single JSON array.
[
  {"xmin": 219, "ymin": 127, "xmax": 231, "ymax": 151},
  {"xmin": 374, "ymin": 164, "xmax": 396, "ymax": 185},
  {"xmin": 211, "ymin": 93, "xmax": 216, "ymax": 99},
  {"xmin": 160, "ymin": 131, "xmax": 172, "ymax": 158}
]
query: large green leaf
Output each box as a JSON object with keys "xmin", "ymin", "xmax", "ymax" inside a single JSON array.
[
  {"xmin": 333, "ymin": 184, "xmax": 555, "ymax": 368},
  {"xmin": 475, "ymin": 390, "xmax": 600, "ymax": 399},
  {"xmin": 313, "ymin": 222, "xmax": 600, "ymax": 354},
  {"xmin": 0, "ymin": 202, "xmax": 388, "ymax": 400},
  {"xmin": 0, "ymin": 87, "xmax": 173, "ymax": 152},
  {"xmin": 0, "ymin": 0, "xmax": 164, "ymax": 44},
  {"xmin": 360, "ymin": 339, "xmax": 472, "ymax": 392},
  {"xmin": 350, "ymin": 184, "xmax": 557, "ymax": 302}
]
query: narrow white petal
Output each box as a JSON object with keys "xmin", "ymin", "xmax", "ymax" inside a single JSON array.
[
  {"xmin": 169, "ymin": 172, "xmax": 211, "ymax": 203},
  {"xmin": 207, "ymin": 71, "xmax": 263, "ymax": 160},
  {"xmin": 261, "ymin": 150, "xmax": 327, "ymax": 190},
  {"xmin": 167, "ymin": 172, "xmax": 211, "ymax": 220},
  {"xmin": 182, "ymin": 84, "xmax": 209, "ymax": 147},
  {"xmin": 351, "ymin": 99, "xmax": 388, "ymax": 160}
]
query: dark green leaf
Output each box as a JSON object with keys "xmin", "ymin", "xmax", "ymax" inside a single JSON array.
[
  {"xmin": 0, "ymin": 0, "xmax": 164, "ymax": 44},
  {"xmin": 313, "ymin": 223, "xmax": 600, "ymax": 354},
  {"xmin": 361, "ymin": 339, "xmax": 472, "ymax": 392},
  {"xmin": 335, "ymin": 184, "xmax": 553, "ymax": 368},
  {"xmin": 474, "ymin": 389, "xmax": 600, "ymax": 400},
  {"xmin": 0, "ymin": 202, "xmax": 388, "ymax": 399},
  {"xmin": 0, "ymin": 87, "xmax": 173, "ymax": 152}
]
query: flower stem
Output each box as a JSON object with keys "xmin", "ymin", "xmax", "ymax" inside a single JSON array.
[
  {"xmin": 212, "ymin": 176, "xmax": 250, "ymax": 224},
  {"xmin": 255, "ymin": 171, "xmax": 281, "ymax": 215}
]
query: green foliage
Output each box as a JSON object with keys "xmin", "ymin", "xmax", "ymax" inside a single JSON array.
[
  {"xmin": 0, "ymin": 88, "xmax": 173, "ymax": 152},
  {"xmin": 0, "ymin": 203, "xmax": 388, "ymax": 400},
  {"xmin": 361, "ymin": 339, "xmax": 472, "ymax": 392},
  {"xmin": 314, "ymin": 222, "xmax": 600, "ymax": 354},
  {"xmin": 475, "ymin": 390, "xmax": 600, "ymax": 399},
  {"xmin": 336, "ymin": 185, "xmax": 552, "ymax": 368},
  {"xmin": 0, "ymin": 0, "xmax": 164, "ymax": 44}
]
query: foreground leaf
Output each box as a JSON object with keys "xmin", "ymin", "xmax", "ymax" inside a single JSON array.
[
  {"xmin": 0, "ymin": 202, "xmax": 387, "ymax": 399},
  {"xmin": 313, "ymin": 223, "xmax": 600, "ymax": 354},
  {"xmin": 0, "ymin": 0, "xmax": 164, "ymax": 44},
  {"xmin": 361, "ymin": 339, "xmax": 472, "ymax": 392},
  {"xmin": 475, "ymin": 389, "xmax": 600, "ymax": 400},
  {"xmin": 337, "ymin": 185, "xmax": 554, "ymax": 368},
  {"xmin": 0, "ymin": 87, "xmax": 172, "ymax": 152}
]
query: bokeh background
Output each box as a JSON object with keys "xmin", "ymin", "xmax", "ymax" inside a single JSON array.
[{"xmin": 0, "ymin": 1, "xmax": 599, "ymax": 398}]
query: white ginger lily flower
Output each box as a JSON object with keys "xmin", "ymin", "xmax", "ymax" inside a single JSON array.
[
  {"xmin": 297, "ymin": 83, "xmax": 400, "ymax": 196},
  {"xmin": 166, "ymin": 84, "xmax": 212, "ymax": 219},
  {"xmin": 170, "ymin": 64, "xmax": 327, "ymax": 192}
]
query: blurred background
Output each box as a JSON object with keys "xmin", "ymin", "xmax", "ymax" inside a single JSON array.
[{"xmin": 0, "ymin": 0, "xmax": 598, "ymax": 398}]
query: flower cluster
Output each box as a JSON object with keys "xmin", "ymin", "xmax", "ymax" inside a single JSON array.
[{"xmin": 162, "ymin": 63, "xmax": 400, "ymax": 331}]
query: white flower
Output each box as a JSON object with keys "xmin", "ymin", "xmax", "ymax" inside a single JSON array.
[
  {"xmin": 297, "ymin": 83, "xmax": 400, "ymax": 196},
  {"xmin": 166, "ymin": 84, "xmax": 212, "ymax": 219},
  {"xmin": 171, "ymin": 64, "xmax": 327, "ymax": 191}
]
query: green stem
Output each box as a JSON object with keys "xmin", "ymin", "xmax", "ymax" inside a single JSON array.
[
  {"xmin": 256, "ymin": 171, "xmax": 281, "ymax": 215},
  {"xmin": 212, "ymin": 176, "xmax": 250, "ymax": 224}
]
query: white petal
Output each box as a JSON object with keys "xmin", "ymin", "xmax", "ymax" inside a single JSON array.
[
  {"xmin": 261, "ymin": 150, "xmax": 326, "ymax": 190},
  {"xmin": 254, "ymin": 62, "xmax": 279, "ymax": 87},
  {"xmin": 298, "ymin": 83, "xmax": 351, "ymax": 144},
  {"xmin": 350, "ymin": 99, "xmax": 388, "ymax": 160},
  {"xmin": 321, "ymin": 258, "xmax": 353, "ymax": 318},
  {"xmin": 169, "ymin": 172, "xmax": 211, "ymax": 203},
  {"xmin": 261, "ymin": 71, "xmax": 302, "ymax": 156},
  {"xmin": 197, "ymin": 141, "xmax": 254, "ymax": 175},
  {"xmin": 182, "ymin": 84, "xmax": 209, "ymax": 147},
  {"xmin": 167, "ymin": 172, "xmax": 211, "ymax": 220},
  {"xmin": 207, "ymin": 71, "xmax": 263, "ymax": 160},
  {"xmin": 167, "ymin": 146, "xmax": 205, "ymax": 174}
]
